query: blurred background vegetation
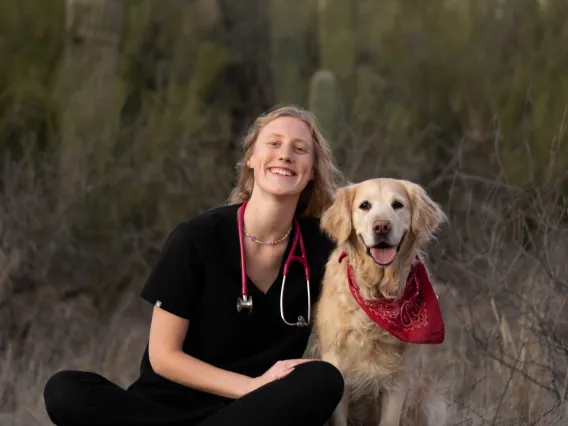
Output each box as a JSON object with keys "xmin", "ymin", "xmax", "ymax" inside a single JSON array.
[{"xmin": 1, "ymin": 0, "xmax": 567, "ymax": 424}]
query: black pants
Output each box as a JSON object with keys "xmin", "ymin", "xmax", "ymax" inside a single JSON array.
[{"xmin": 43, "ymin": 360, "xmax": 344, "ymax": 426}]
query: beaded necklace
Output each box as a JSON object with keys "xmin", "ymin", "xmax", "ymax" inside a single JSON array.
[{"xmin": 244, "ymin": 224, "xmax": 293, "ymax": 245}]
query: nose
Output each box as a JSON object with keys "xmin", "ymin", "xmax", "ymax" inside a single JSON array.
[
  {"xmin": 373, "ymin": 220, "xmax": 392, "ymax": 235},
  {"xmin": 278, "ymin": 143, "xmax": 294, "ymax": 162}
]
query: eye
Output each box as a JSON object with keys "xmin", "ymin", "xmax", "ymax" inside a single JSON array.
[
  {"xmin": 359, "ymin": 201, "xmax": 371, "ymax": 210},
  {"xmin": 392, "ymin": 200, "xmax": 404, "ymax": 210}
]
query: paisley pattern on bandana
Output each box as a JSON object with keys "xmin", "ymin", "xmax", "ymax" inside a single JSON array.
[{"xmin": 339, "ymin": 252, "xmax": 445, "ymax": 344}]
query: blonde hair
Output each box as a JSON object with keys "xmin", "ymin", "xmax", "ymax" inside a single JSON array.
[{"xmin": 228, "ymin": 104, "xmax": 343, "ymax": 218}]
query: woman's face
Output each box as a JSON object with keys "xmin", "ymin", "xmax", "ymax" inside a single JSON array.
[{"xmin": 247, "ymin": 116, "xmax": 315, "ymax": 200}]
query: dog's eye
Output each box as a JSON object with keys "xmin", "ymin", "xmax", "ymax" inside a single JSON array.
[
  {"xmin": 359, "ymin": 201, "xmax": 371, "ymax": 210},
  {"xmin": 392, "ymin": 201, "xmax": 404, "ymax": 210}
]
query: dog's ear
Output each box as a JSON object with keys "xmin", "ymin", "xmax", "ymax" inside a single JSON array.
[
  {"xmin": 320, "ymin": 185, "xmax": 355, "ymax": 244},
  {"xmin": 403, "ymin": 181, "xmax": 447, "ymax": 241}
]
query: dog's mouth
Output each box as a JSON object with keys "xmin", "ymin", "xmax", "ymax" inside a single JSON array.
[{"xmin": 366, "ymin": 234, "xmax": 405, "ymax": 267}]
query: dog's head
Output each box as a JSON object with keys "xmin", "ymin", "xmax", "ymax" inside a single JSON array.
[{"xmin": 321, "ymin": 178, "xmax": 446, "ymax": 268}]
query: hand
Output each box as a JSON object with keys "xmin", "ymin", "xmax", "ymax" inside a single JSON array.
[{"xmin": 244, "ymin": 359, "xmax": 317, "ymax": 395}]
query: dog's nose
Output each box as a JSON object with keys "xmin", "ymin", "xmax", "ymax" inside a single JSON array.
[{"xmin": 373, "ymin": 220, "xmax": 392, "ymax": 235}]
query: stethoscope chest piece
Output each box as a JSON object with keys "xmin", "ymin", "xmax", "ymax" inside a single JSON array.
[
  {"xmin": 295, "ymin": 316, "xmax": 309, "ymax": 327},
  {"xmin": 236, "ymin": 295, "xmax": 253, "ymax": 313}
]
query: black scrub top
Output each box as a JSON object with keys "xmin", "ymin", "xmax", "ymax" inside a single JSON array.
[{"xmin": 127, "ymin": 202, "xmax": 335, "ymax": 418}]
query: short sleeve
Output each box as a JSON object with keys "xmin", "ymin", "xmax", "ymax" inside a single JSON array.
[{"xmin": 140, "ymin": 223, "xmax": 202, "ymax": 320}]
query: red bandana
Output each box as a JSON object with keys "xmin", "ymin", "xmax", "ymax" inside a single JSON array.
[{"xmin": 338, "ymin": 252, "xmax": 445, "ymax": 344}]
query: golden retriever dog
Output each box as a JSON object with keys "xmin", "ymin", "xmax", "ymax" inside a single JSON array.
[{"xmin": 313, "ymin": 178, "xmax": 448, "ymax": 426}]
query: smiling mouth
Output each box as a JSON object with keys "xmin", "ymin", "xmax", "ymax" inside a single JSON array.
[
  {"xmin": 366, "ymin": 234, "xmax": 405, "ymax": 267},
  {"xmin": 269, "ymin": 167, "xmax": 296, "ymax": 177}
]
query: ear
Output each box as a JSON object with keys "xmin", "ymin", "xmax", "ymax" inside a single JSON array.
[
  {"xmin": 403, "ymin": 181, "xmax": 447, "ymax": 240},
  {"xmin": 246, "ymin": 150, "xmax": 256, "ymax": 169},
  {"xmin": 320, "ymin": 185, "xmax": 354, "ymax": 244}
]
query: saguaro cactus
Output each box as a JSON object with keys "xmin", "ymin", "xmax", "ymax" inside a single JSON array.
[
  {"xmin": 308, "ymin": 69, "xmax": 346, "ymax": 167},
  {"xmin": 269, "ymin": 0, "xmax": 310, "ymax": 104},
  {"xmin": 316, "ymin": 0, "xmax": 356, "ymax": 97},
  {"xmin": 58, "ymin": 0, "xmax": 125, "ymax": 200}
]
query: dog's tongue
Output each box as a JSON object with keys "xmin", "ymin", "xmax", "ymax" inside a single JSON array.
[{"xmin": 370, "ymin": 247, "xmax": 397, "ymax": 265}]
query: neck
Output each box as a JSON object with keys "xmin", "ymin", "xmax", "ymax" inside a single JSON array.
[{"xmin": 243, "ymin": 190, "xmax": 298, "ymax": 243}]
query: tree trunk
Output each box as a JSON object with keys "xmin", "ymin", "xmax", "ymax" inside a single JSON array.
[{"xmin": 58, "ymin": 0, "xmax": 124, "ymax": 202}]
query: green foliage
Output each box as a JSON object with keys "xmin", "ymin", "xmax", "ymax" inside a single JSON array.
[
  {"xmin": 2, "ymin": 0, "xmax": 568, "ymax": 235},
  {"xmin": 316, "ymin": 0, "xmax": 356, "ymax": 93},
  {"xmin": 358, "ymin": 0, "xmax": 568, "ymax": 186},
  {"xmin": 80, "ymin": 0, "xmax": 238, "ymax": 233},
  {"xmin": 308, "ymin": 69, "xmax": 345, "ymax": 166},
  {"xmin": 269, "ymin": 0, "xmax": 312, "ymax": 104},
  {"xmin": 302, "ymin": 0, "xmax": 568, "ymax": 189},
  {"xmin": 0, "ymin": 0, "xmax": 64, "ymax": 159}
]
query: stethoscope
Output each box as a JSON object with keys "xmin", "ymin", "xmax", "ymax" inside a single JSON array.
[{"xmin": 236, "ymin": 201, "xmax": 311, "ymax": 327}]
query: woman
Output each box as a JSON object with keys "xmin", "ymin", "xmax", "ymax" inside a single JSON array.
[{"xmin": 43, "ymin": 105, "xmax": 345, "ymax": 426}]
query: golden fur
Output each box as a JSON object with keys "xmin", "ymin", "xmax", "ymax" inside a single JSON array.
[{"xmin": 313, "ymin": 178, "xmax": 448, "ymax": 426}]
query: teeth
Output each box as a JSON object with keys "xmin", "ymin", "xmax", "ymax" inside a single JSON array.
[{"xmin": 270, "ymin": 168, "xmax": 294, "ymax": 176}]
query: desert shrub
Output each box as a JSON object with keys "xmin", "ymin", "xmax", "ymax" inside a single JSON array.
[{"xmin": 1, "ymin": 0, "xmax": 567, "ymax": 424}]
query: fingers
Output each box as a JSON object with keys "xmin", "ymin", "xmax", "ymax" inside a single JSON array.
[
  {"xmin": 271, "ymin": 361, "xmax": 293, "ymax": 379},
  {"xmin": 274, "ymin": 366, "xmax": 295, "ymax": 380},
  {"xmin": 271, "ymin": 358, "xmax": 319, "ymax": 380},
  {"xmin": 278, "ymin": 358, "xmax": 316, "ymax": 369}
]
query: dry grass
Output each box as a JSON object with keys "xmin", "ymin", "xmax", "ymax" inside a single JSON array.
[
  {"xmin": 425, "ymin": 173, "xmax": 568, "ymax": 425},
  {"xmin": 1, "ymin": 152, "xmax": 567, "ymax": 426}
]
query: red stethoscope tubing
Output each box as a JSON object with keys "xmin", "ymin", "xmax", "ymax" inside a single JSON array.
[
  {"xmin": 236, "ymin": 201, "xmax": 311, "ymax": 327},
  {"xmin": 237, "ymin": 202, "xmax": 249, "ymax": 299}
]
